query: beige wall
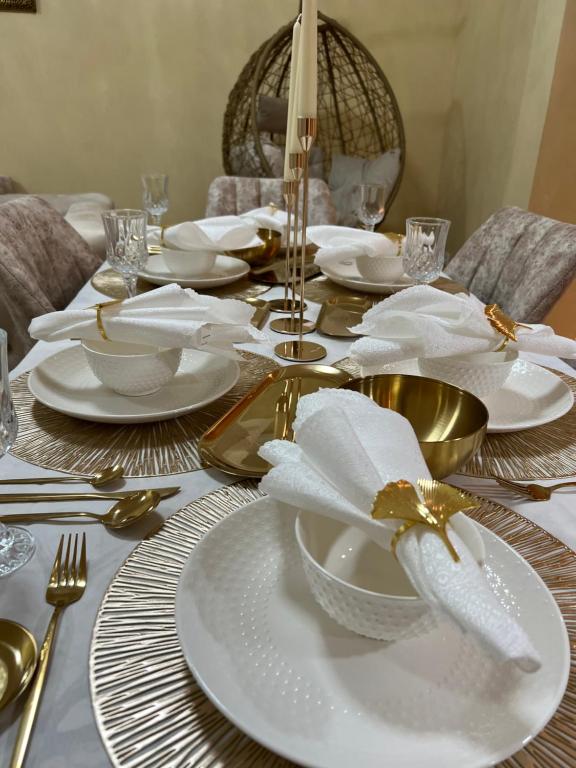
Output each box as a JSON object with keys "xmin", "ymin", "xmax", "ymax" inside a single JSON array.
[
  {"xmin": 438, "ymin": 0, "xmax": 565, "ymax": 249},
  {"xmin": 0, "ymin": 0, "xmax": 462, "ymax": 228}
]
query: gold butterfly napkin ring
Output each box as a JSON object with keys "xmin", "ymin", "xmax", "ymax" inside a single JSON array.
[
  {"xmin": 371, "ymin": 479, "xmax": 481, "ymax": 562},
  {"xmin": 92, "ymin": 299, "xmax": 123, "ymax": 341},
  {"xmin": 484, "ymin": 304, "xmax": 530, "ymax": 351}
]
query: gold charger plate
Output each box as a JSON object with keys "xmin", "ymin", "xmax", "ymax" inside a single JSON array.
[
  {"xmin": 89, "ymin": 481, "xmax": 576, "ymax": 768},
  {"xmin": 316, "ymin": 295, "xmax": 372, "ymax": 338},
  {"xmin": 334, "ymin": 358, "xmax": 576, "ymax": 480},
  {"xmin": 303, "ymin": 274, "xmax": 468, "ymax": 305},
  {"xmin": 199, "ymin": 364, "xmax": 352, "ymax": 477},
  {"xmin": 10, "ymin": 352, "xmax": 279, "ymax": 478},
  {"xmin": 91, "ymin": 268, "xmax": 272, "ymax": 301}
]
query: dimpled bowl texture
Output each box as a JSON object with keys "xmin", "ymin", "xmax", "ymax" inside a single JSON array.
[
  {"xmin": 295, "ymin": 512, "xmax": 435, "ymax": 641},
  {"xmin": 418, "ymin": 349, "xmax": 518, "ymax": 399},
  {"xmin": 355, "ymin": 254, "xmax": 405, "ymax": 282},
  {"xmin": 82, "ymin": 340, "xmax": 182, "ymax": 396}
]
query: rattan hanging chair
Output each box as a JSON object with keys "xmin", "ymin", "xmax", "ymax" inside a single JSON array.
[{"xmin": 222, "ymin": 11, "xmax": 405, "ymax": 211}]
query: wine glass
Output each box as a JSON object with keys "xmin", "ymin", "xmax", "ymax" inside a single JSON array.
[
  {"xmin": 357, "ymin": 184, "xmax": 386, "ymax": 231},
  {"xmin": 0, "ymin": 329, "xmax": 35, "ymax": 577},
  {"xmin": 403, "ymin": 217, "xmax": 451, "ymax": 283},
  {"xmin": 102, "ymin": 209, "xmax": 148, "ymax": 298},
  {"xmin": 142, "ymin": 173, "xmax": 169, "ymax": 232}
]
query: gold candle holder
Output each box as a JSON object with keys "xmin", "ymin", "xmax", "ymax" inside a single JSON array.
[{"xmin": 275, "ymin": 117, "xmax": 326, "ymax": 362}]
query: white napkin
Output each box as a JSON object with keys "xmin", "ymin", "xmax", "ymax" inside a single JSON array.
[
  {"xmin": 308, "ymin": 225, "xmax": 400, "ymax": 267},
  {"xmin": 240, "ymin": 205, "xmax": 288, "ymax": 231},
  {"xmin": 162, "ymin": 216, "xmax": 261, "ymax": 252},
  {"xmin": 350, "ymin": 284, "xmax": 576, "ymax": 371},
  {"xmin": 29, "ymin": 283, "xmax": 267, "ymax": 357},
  {"xmin": 259, "ymin": 389, "xmax": 540, "ymax": 672}
]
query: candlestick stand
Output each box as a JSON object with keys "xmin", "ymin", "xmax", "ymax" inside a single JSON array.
[{"xmin": 275, "ymin": 117, "xmax": 326, "ymax": 362}]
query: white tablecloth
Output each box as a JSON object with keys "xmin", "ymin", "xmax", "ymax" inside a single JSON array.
[{"xmin": 1, "ymin": 273, "xmax": 575, "ymax": 767}]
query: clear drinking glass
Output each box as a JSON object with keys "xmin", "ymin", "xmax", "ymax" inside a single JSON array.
[
  {"xmin": 102, "ymin": 209, "xmax": 148, "ymax": 297},
  {"xmin": 0, "ymin": 329, "xmax": 35, "ymax": 577},
  {"xmin": 141, "ymin": 173, "xmax": 169, "ymax": 229},
  {"xmin": 357, "ymin": 184, "xmax": 386, "ymax": 231},
  {"xmin": 403, "ymin": 217, "xmax": 451, "ymax": 283}
]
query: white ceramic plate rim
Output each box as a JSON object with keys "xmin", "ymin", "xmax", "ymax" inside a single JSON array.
[
  {"xmin": 27, "ymin": 346, "xmax": 240, "ymax": 423},
  {"xmin": 175, "ymin": 498, "xmax": 570, "ymax": 768},
  {"xmin": 321, "ymin": 263, "xmax": 415, "ymax": 293},
  {"xmin": 138, "ymin": 254, "xmax": 249, "ymax": 287}
]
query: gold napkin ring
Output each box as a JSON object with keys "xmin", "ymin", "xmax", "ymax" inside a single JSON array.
[
  {"xmin": 92, "ymin": 300, "xmax": 123, "ymax": 341},
  {"xmin": 371, "ymin": 479, "xmax": 481, "ymax": 562},
  {"xmin": 485, "ymin": 304, "xmax": 530, "ymax": 351}
]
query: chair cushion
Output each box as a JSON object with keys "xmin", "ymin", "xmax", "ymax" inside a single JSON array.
[
  {"xmin": 0, "ymin": 197, "xmax": 103, "ymax": 367},
  {"xmin": 328, "ymin": 149, "xmax": 401, "ymax": 226}
]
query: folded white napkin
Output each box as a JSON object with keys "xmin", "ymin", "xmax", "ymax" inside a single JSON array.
[
  {"xmin": 29, "ymin": 284, "xmax": 266, "ymax": 357},
  {"xmin": 162, "ymin": 216, "xmax": 261, "ymax": 252},
  {"xmin": 308, "ymin": 225, "xmax": 400, "ymax": 267},
  {"xmin": 240, "ymin": 205, "xmax": 288, "ymax": 231},
  {"xmin": 259, "ymin": 389, "xmax": 540, "ymax": 672},
  {"xmin": 350, "ymin": 285, "xmax": 576, "ymax": 371}
]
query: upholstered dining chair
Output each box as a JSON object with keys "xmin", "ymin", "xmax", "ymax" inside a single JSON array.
[
  {"xmin": 0, "ymin": 197, "xmax": 103, "ymax": 368},
  {"xmin": 446, "ymin": 207, "xmax": 576, "ymax": 323},
  {"xmin": 205, "ymin": 176, "xmax": 338, "ymax": 226}
]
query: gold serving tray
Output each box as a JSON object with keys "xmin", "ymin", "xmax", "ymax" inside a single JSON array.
[
  {"xmin": 199, "ymin": 364, "xmax": 352, "ymax": 476},
  {"xmin": 316, "ymin": 295, "xmax": 373, "ymax": 337}
]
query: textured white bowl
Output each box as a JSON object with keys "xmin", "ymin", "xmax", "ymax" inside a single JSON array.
[
  {"xmin": 82, "ymin": 340, "xmax": 182, "ymax": 396},
  {"xmin": 418, "ymin": 349, "xmax": 518, "ymax": 399},
  {"xmin": 295, "ymin": 512, "xmax": 435, "ymax": 641},
  {"xmin": 162, "ymin": 248, "xmax": 217, "ymax": 277},
  {"xmin": 355, "ymin": 254, "xmax": 404, "ymax": 282}
]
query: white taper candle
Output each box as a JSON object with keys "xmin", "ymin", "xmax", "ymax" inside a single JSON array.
[
  {"xmin": 284, "ymin": 17, "xmax": 301, "ymax": 180},
  {"xmin": 296, "ymin": 0, "xmax": 317, "ymax": 120}
]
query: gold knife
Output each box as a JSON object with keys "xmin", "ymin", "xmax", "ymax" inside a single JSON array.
[{"xmin": 0, "ymin": 487, "xmax": 180, "ymax": 503}]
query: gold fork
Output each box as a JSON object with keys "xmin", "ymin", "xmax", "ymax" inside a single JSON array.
[
  {"xmin": 494, "ymin": 477, "xmax": 576, "ymax": 501},
  {"xmin": 10, "ymin": 534, "xmax": 87, "ymax": 768}
]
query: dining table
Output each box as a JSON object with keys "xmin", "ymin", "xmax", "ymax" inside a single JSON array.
[{"xmin": 1, "ymin": 264, "xmax": 575, "ymax": 768}]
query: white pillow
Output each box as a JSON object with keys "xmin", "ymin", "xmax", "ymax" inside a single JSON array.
[{"xmin": 329, "ymin": 149, "xmax": 401, "ymax": 226}]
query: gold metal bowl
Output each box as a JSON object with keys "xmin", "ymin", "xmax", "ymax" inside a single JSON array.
[
  {"xmin": 340, "ymin": 374, "xmax": 488, "ymax": 478},
  {"xmin": 228, "ymin": 228, "xmax": 282, "ymax": 267},
  {"xmin": 0, "ymin": 619, "xmax": 38, "ymax": 711}
]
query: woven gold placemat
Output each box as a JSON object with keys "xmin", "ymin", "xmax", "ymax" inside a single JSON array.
[
  {"xmin": 11, "ymin": 352, "xmax": 278, "ymax": 478},
  {"xmin": 90, "ymin": 481, "xmax": 576, "ymax": 768},
  {"xmin": 302, "ymin": 274, "xmax": 467, "ymax": 305},
  {"xmin": 334, "ymin": 357, "xmax": 576, "ymax": 480},
  {"xmin": 91, "ymin": 268, "xmax": 272, "ymax": 301}
]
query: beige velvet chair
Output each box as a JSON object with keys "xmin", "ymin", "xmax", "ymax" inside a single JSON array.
[
  {"xmin": 446, "ymin": 207, "xmax": 576, "ymax": 323},
  {"xmin": 0, "ymin": 197, "xmax": 103, "ymax": 368},
  {"xmin": 205, "ymin": 176, "xmax": 338, "ymax": 225}
]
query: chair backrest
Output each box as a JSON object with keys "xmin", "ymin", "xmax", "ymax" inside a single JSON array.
[
  {"xmin": 205, "ymin": 176, "xmax": 338, "ymax": 226},
  {"xmin": 0, "ymin": 197, "xmax": 102, "ymax": 368},
  {"xmin": 446, "ymin": 207, "xmax": 576, "ymax": 323}
]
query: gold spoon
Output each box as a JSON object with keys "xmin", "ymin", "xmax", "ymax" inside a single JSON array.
[
  {"xmin": 0, "ymin": 620, "xmax": 38, "ymax": 712},
  {"xmin": 0, "ymin": 490, "xmax": 160, "ymax": 530},
  {"xmin": 0, "ymin": 464, "xmax": 125, "ymax": 488}
]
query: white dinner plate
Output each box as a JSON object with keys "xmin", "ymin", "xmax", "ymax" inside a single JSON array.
[
  {"xmin": 28, "ymin": 345, "xmax": 240, "ymax": 423},
  {"xmin": 321, "ymin": 261, "xmax": 416, "ymax": 294},
  {"xmin": 371, "ymin": 358, "xmax": 573, "ymax": 433},
  {"xmin": 139, "ymin": 253, "xmax": 249, "ymax": 288},
  {"xmin": 175, "ymin": 498, "xmax": 569, "ymax": 768}
]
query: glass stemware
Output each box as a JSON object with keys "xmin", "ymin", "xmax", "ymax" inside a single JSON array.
[
  {"xmin": 403, "ymin": 217, "xmax": 451, "ymax": 283},
  {"xmin": 0, "ymin": 329, "xmax": 35, "ymax": 577},
  {"xmin": 141, "ymin": 173, "xmax": 169, "ymax": 230},
  {"xmin": 102, "ymin": 209, "xmax": 148, "ymax": 298},
  {"xmin": 357, "ymin": 184, "xmax": 386, "ymax": 231}
]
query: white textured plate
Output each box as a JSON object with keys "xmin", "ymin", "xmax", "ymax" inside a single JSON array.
[
  {"xmin": 362, "ymin": 359, "xmax": 574, "ymax": 433},
  {"xmin": 139, "ymin": 253, "xmax": 250, "ymax": 288},
  {"xmin": 175, "ymin": 498, "xmax": 569, "ymax": 768},
  {"xmin": 28, "ymin": 345, "xmax": 240, "ymax": 423},
  {"xmin": 321, "ymin": 261, "xmax": 415, "ymax": 294}
]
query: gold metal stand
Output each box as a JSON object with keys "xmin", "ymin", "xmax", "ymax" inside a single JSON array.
[{"xmin": 275, "ymin": 118, "xmax": 326, "ymax": 362}]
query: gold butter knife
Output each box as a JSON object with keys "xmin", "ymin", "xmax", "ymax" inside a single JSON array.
[{"xmin": 0, "ymin": 487, "xmax": 180, "ymax": 503}]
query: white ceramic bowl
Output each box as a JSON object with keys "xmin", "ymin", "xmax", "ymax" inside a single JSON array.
[
  {"xmin": 162, "ymin": 247, "xmax": 217, "ymax": 277},
  {"xmin": 355, "ymin": 254, "xmax": 405, "ymax": 282},
  {"xmin": 418, "ymin": 349, "xmax": 518, "ymax": 399},
  {"xmin": 295, "ymin": 512, "xmax": 435, "ymax": 641},
  {"xmin": 82, "ymin": 340, "xmax": 182, "ymax": 396}
]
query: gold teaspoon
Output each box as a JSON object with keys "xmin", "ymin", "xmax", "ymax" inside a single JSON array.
[{"xmin": 0, "ymin": 464, "xmax": 125, "ymax": 488}]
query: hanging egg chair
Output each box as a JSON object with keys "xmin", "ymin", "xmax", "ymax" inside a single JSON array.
[{"xmin": 222, "ymin": 11, "xmax": 405, "ymax": 212}]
